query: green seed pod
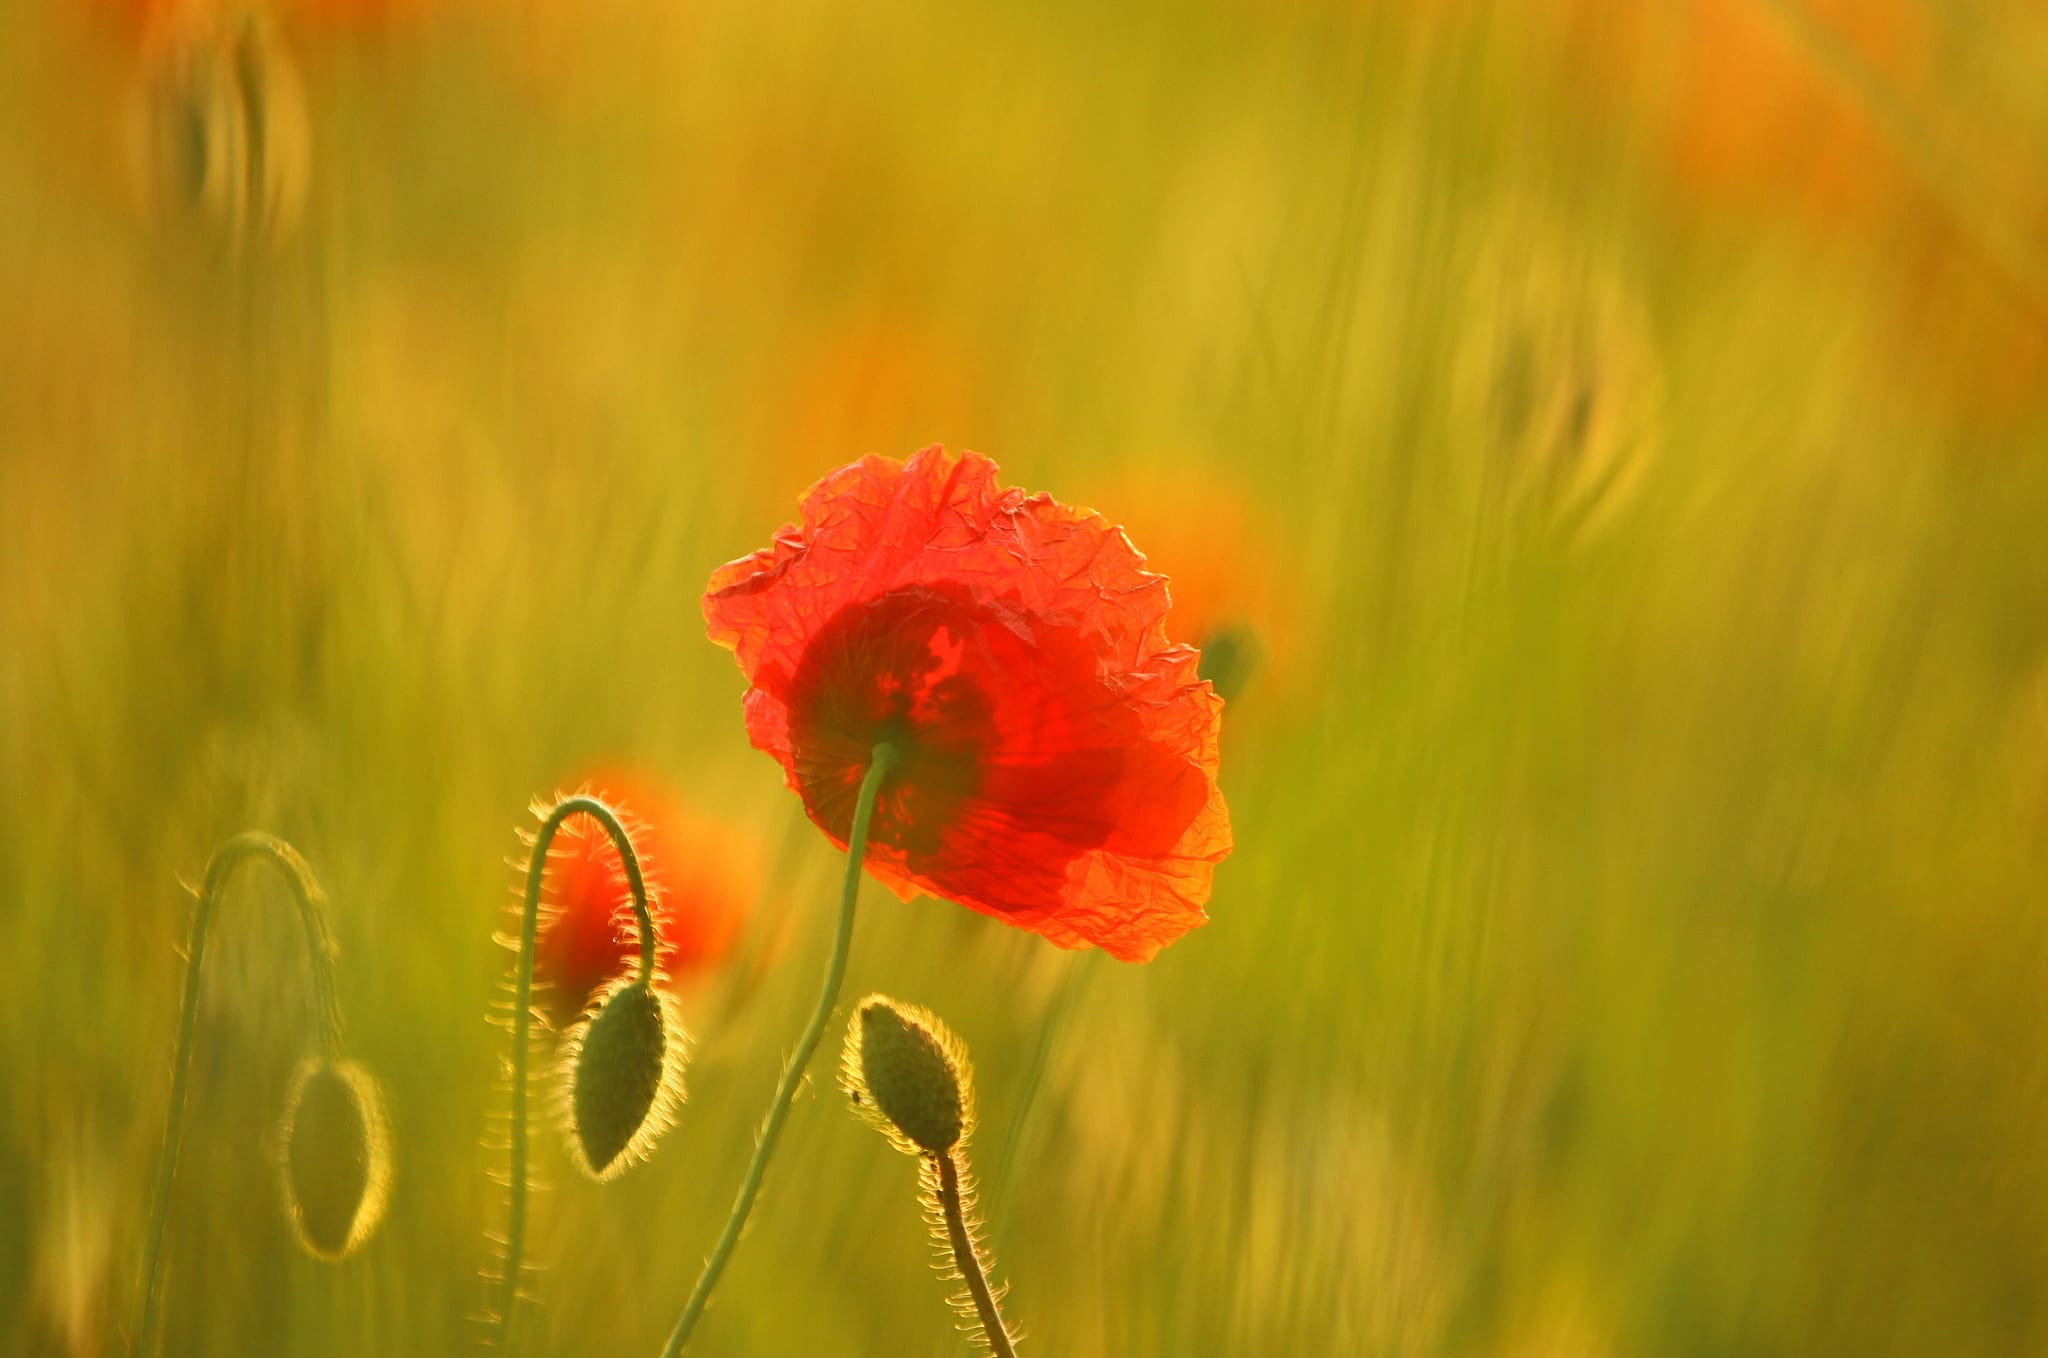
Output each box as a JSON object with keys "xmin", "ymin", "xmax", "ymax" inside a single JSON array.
[
  {"xmin": 562, "ymin": 978, "xmax": 686, "ymax": 1180},
  {"xmin": 841, "ymin": 995, "xmax": 974, "ymax": 1156},
  {"xmin": 279, "ymin": 1057, "xmax": 392, "ymax": 1261}
]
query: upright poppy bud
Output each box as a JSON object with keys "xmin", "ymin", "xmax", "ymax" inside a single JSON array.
[
  {"xmin": 560, "ymin": 977, "xmax": 687, "ymax": 1181},
  {"xmin": 840, "ymin": 997, "xmax": 1018, "ymax": 1358},
  {"xmin": 279, "ymin": 1056, "xmax": 393, "ymax": 1261},
  {"xmin": 842, "ymin": 995, "xmax": 971, "ymax": 1156}
]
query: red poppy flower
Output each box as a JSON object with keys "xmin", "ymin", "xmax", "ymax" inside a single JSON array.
[
  {"xmin": 535, "ymin": 773, "xmax": 756, "ymax": 1027},
  {"xmin": 702, "ymin": 446, "xmax": 1231, "ymax": 962}
]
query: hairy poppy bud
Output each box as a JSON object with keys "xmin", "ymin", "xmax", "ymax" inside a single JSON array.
[
  {"xmin": 841, "ymin": 997, "xmax": 1017, "ymax": 1355},
  {"xmin": 841, "ymin": 995, "xmax": 973, "ymax": 1156},
  {"xmin": 563, "ymin": 978, "xmax": 686, "ymax": 1179},
  {"xmin": 279, "ymin": 1057, "xmax": 392, "ymax": 1261}
]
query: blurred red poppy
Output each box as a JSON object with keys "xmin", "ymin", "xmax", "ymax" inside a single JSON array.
[
  {"xmin": 1549, "ymin": 0, "xmax": 2048, "ymax": 423},
  {"xmin": 703, "ymin": 447, "xmax": 1231, "ymax": 962},
  {"xmin": 1086, "ymin": 462, "xmax": 1302, "ymax": 705},
  {"xmin": 534, "ymin": 773, "xmax": 755, "ymax": 1028}
]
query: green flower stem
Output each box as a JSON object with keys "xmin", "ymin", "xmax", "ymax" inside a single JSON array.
[
  {"xmin": 935, "ymin": 1150, "xmax": 1018, "ymax": 1358},
  {"xmin": 661, "ymin": 742, "xmax": 899, "ymax": 1355},
  {"xmin": 491, "ymin": 795, "xmax": 656, "ymax": 1351},
  {"xmin": 132, "ymin": 832, "xmax": 340, "ymax": 1358}
]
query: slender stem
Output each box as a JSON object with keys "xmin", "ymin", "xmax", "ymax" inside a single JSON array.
[
  {"xmin": 661, "ymin": 743, "xmax": 899, "ymax": 1355},
  {"xmin": 935, "ymin": 1151, "xmax": 1018, "ymax": 1358},
  {"xmin": 132, "ymin": 832, "xmax": 340, "ymax": 1358},
  {"xmin": 492, "ymin": 795, "xmax": 656, "ymax": 1350}
]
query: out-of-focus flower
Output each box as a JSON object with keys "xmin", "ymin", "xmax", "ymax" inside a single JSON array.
[
  {"xmin": 1887, "ymin": 197, "xmax": 2048, "ymax": 426},
  {"xmin": 763, "ymin": 312, "xmax": 990, "ymax": 494},
  {"xmin": 127, "ymin": 8, "xmax": 310, "ymax": 250},
  {"xmin": 1640, "ymin": 1, "xmax": 2048, "ymax": 422},
  {"xmin": 287, "ymin": 0, "xmax": 425, "ymax": 28},
  {"xmin": 1665, "ymin": 0, "xmax": 1926, "ymax": 230},
  {"xmin": 1543, "ymin": 0, "xmax": 1923, "ymax": 231},
  {"xmin": 534, "ymin": 772, "xmax": 756, "ymax": 1028},
  {"xmin": 1086, "ymin": 464, "xmax": 1294, "ymax": 705},
  {"xmin": 703, "ymin": 447, "xmax": 1232, "ymax": 962},
  {"xmin": 1452, "ymin": 207, "xmax": 1665, "ymax": 544},
  {"xmin": 1551, "ymin": 0, "xmax": 2048, "ymax": 423},
  {"xmin": 94, "ymin": 0, "xmax": 434, "ymax": 42}
]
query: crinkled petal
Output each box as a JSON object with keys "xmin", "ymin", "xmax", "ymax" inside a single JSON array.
[{"xmin": 704, "ymin": 447, "xmax": 1231, "ymax": 961}]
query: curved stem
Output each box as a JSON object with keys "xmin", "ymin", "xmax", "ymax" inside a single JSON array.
[
  {"xmin": 132, "ymin": 832, "xmax": 340, "ymax": 1358},
  {"xmin": 661, "ymin": 743, "xmax": 899, "ymax": 1355},
  {"xmin": 935, "ymin": 1151, "xmax": 1018, "ymax": 1358},
  {"xmin": 491, "ymin": 795, "xmax": 656, "ymax": 1350}
]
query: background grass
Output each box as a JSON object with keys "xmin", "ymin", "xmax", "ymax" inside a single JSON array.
[{"xmin": 5, "ymin": 0, "xmax": 2048, "ymax": 1354}]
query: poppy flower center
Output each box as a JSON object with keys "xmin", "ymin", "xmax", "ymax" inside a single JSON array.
[
  {"xmin": 783, "ymin": 587, "xmax": 999, "ymax": 861},
  {"xmin": 773, "ymin": 578, "xmax": 1213, "ymax": 926},
  {"xmin": 704, "ymin": 447, "xmax": 1232, "ymax": 958}
]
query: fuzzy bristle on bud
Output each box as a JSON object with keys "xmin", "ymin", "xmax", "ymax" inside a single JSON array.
[
  {"xmin": 562, "ymin": 978, "xmax": 686, "ymax": 1179},
  {"xmin": 279, "ymin": 1058, "xmax": 392, "ymax": 1261},
  {"xmin": 841, "ymin": 995, "xmax": 974, "ymax": 1156}
]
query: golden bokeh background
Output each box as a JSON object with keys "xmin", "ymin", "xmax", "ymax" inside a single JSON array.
[{"xmin": 4, "ymin": 0, "xmax": 2048, "ymax": 1354}]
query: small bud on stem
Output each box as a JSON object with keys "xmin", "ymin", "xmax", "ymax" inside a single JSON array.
[
  {"xmin": 280, "ymin": 1057, "xmax": 393, "ymax": 1261},
  {"xmin": 132, "ymin": 833, "xmax": 387, "ymax": 1358},
  {"xmin": 841, "ymin": 996, "xmax": 1019, "ymax": 1357}
]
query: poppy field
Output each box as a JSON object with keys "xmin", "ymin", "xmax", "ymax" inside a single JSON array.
[{"xmin": 5, "ymin": 1, "xmax": 2048, "ymax": 1354}]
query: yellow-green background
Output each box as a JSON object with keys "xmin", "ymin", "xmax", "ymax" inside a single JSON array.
[{"xmin": 5, "ymin": 1, "xmax": 2048, "ymax": 1354}]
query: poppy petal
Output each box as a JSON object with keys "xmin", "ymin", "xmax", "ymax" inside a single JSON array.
[{"xmin": 704, "ymin": 447, "xmax": 1231, "ymax": 961}]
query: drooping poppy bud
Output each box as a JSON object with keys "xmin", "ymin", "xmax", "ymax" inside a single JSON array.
[
  {"xmin": 279, "ymin": 1057, "xmax": 392, "ymax": 1261},
  {"xmin": 562, "ymin": 978, "xmax": 686, "ymax": 1180},
  {"xmin": 841, "ymin": 995, "xmax": 973, "ymax": 1157}
]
